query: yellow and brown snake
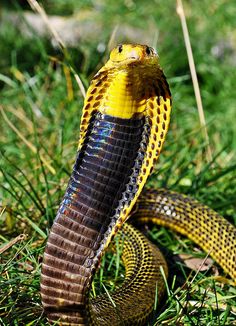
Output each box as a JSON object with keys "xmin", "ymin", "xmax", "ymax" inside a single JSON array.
[{"xmin": 40, "ymin": 44, "xmax": 236, "ymax": 325}]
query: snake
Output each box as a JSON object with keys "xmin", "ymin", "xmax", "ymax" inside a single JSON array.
[{"xmin": 40, "ymin": 44, "xmax": 236, "ymax": 325}]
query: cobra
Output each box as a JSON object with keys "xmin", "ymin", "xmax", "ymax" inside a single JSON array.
[{"xmin": 40, "ymin": 44, "xmax": 236, "ymax": 325}]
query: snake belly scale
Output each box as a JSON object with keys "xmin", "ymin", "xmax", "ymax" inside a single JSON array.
[{"xmin": 40, "ymin": 44, "xmax": 236, "ymax": 325}]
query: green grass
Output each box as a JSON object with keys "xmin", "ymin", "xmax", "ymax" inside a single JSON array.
[{"xmin": 0, "ymin": 0, "xmax": 236, "ymax": 325}]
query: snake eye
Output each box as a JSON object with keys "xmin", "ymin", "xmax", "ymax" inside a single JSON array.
[
  {"xmin": 118, "ymin": 45, "xmax": 123, "ymax": 53},
  {"xmin": 146, "ymin": 46, "xmax": 152, "ymax": 55}
]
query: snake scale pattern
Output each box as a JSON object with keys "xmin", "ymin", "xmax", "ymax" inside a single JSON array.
[{"xmin": 40, "ymin": 44, "xmax": 236, "ymax": 325}]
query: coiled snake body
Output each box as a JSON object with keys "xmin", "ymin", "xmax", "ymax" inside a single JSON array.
[{"xmin": 41, "ymin": 44, "xmax": 236, "ymax": 325}]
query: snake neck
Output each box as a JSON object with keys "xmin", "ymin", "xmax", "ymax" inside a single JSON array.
[
  {"xmin": 100, "ymin": 70, "xmax": 146, "ymax": 118},
  {"xmin": 92, "ymin": 64, "xmax": 168, "ymax": 119}
]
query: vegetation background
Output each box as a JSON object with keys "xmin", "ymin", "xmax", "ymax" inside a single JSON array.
[{"xmin": 0, "ymin": 0, "xmax": 235, "ymax": 325}]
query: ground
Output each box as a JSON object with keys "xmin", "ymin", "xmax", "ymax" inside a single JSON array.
[{"xmin": 0, "ymin": 1, "xmax": 236, "ymax": 325}]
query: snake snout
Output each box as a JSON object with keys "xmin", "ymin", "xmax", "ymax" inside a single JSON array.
[{"xmin": 128, "ymin": 50, "xmax": 141, "ymax": 60}]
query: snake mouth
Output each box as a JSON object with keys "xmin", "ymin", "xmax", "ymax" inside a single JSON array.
[{"xmin": 111, "ymin": 57, "xmax": 140, "ymax": 64}]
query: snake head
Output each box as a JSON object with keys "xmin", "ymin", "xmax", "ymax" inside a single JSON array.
[{"xmin": 107, "ymin": 43, "xmax": 159, "ymax": 68}]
